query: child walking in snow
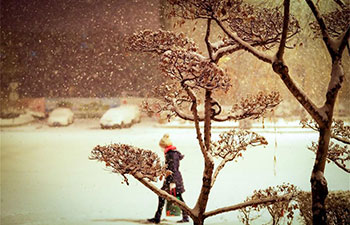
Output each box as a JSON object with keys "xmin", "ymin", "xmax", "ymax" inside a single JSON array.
[{"xmin": 147, "ymin": 134, "xmax": 189, "ymax": 224}]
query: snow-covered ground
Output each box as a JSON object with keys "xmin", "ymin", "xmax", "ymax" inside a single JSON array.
[{"xmin": 1, "ymin": 118, "xmax": 349, "ymax": 225}]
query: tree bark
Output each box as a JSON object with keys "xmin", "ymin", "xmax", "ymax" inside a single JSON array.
[
  {"xmin": 311, "ymin": 127, "xmax": 331, "ymax": 225},
  {"xmin": 310, "ymin": 57, "xmax": 343, "ymax": 225},
  {"xmin": 193, "ymin": 219, "xmax": 204, "ymax": 225},
  {"xmin": 193, "ymin": 90, "xmax": 214, "ymax": 216}
]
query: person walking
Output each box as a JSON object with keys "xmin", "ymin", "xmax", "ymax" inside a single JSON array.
[{"xmin": 148, "ymin": 134, "xmax": 189, "ymax": 224}]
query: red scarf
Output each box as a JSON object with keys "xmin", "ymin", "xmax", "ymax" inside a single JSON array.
[{"xmin": 164, "ymin": 145, "xmax": 176, "ymax": 154}]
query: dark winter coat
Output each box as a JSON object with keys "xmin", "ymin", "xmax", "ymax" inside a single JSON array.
[{"xmin": 161, "ymin": 146, "xmax": 185, "ymax": 194}]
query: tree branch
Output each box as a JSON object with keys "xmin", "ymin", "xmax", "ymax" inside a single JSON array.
[
  {"xmin": 301, "ymin": 114, "xmax": 350, "ymax": 145},
  {"xmin": 213, "ymin": 91, "xmax": 282, "ymax": 122},
  {"xmin": 333, "ymin": 135, "xmax": 350, "ymax": 145},
  {"xmin": 133, "ymin": 172, "xmax": 195, "ymax": 218},
  {"xmin": 212, "ymin": 44, "xmax": 244, "ymax": 63},
  {"xmin": 338, "ymin": 25, "xmax": 350, "ymax": 55},
  {"xmin": 204, "ymin": 89, "xmax": 214, "ymax": 155},
  {"xmin": 305, "ymin": 0, "xmax": 336, "ymax": 57},
  {"xmin": 204, "ymin": 193, "xmax": 294, "ymax": 219},
  {"xmin": 183, "ymin": 85, "xmax": 206, "ymax": 155},
  {"xmin": 193, "ymin": 90, "xmax": 215, "ymax": 216},
  {"xmin": 213, "ymin": 18, "xmax": 274, "ymax": 64},
  {"xmin": 276, "ymin": 0, "xmax": 290, "ymax": 61},
  {"xmin": 172, "ymin": 98, "xmax": 205, "ymax": 121},
  {"xmin": 205, "ymin": 18, "xmax": 214, "ymax": 61},
  {"xmin": 332, "ymin": 0, "xmax": 346, "ymax": 9},
  {"xmin": 211, "ymin": 156, "xmax": 232, "ymax": 187},
  {"xmin": 272, "ymin": 61, "xmax": 327, "ymax": 125},
  {"xmin": 272, "ymin": 0, "xmax": 327, "ymax": 125},
  {"xmin": 330, "ymin": 159, "xmax": 350, "ymax": 173},
  {"xmin": 210, "ymin": 130, "xmax": 267, "ymax": 188}
]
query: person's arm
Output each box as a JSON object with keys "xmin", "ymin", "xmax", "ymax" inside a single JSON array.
[{"xmin": 166, "ymin": 152, "xmax": 175, "ymax": 184}]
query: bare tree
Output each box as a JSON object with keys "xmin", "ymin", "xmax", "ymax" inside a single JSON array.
[
  {"xmin": 88, "ymin": 1, "xmax": 305, "ymax": 224},
  {"xmin": 203, "ymin": 0, "xmax": 349, "ymax": 224}
]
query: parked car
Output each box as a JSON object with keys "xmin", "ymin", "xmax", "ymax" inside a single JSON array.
[
  {"xmin": 48, "ymin": 107, "xmax": 74, "ymax": 126},
  {"xmin": 100, "ymin": 105, "xmax": 141, "ymax": 129}
]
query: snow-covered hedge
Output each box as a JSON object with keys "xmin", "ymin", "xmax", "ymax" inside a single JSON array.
[{"xmin": 297, "ymin": 191, "xmax": 350, "ymax": 225}]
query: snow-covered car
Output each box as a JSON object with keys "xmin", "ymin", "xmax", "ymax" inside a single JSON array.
[
  {"xmin": 0, "ymin": 113, "xmax": 36, "ymax": 127},
  {"xmin": 100, "ymin": 105, "xmax": 141, "ymax": 129},
  {"xmin": 48, "ymin": 107, "xmax": 74, "ymax": 126}
]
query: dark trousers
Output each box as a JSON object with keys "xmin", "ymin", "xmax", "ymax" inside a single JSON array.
[{"xmin": 154, "ymin": 191, "xmax": 188, "ymax": 220}]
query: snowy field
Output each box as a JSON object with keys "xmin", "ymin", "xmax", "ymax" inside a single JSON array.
[{"xmin": 1, "ymin": 118, "xmax": 349, "ymax": 225}]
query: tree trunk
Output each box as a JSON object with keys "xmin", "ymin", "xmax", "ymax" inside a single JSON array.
[
  {"xmin": 310, "ymin": 57, "xmax": 343, "ymax": 225},
  {"xmin": 193, "ymin": 90, "xmax": 214, "ymax": 216},
  {"xmin": 311, "ymin": 126, "xmax": 331, "ymax": 225},
  {"xmin": 193, "ymin": 218, "xmax": 204, "ymax": 225}
]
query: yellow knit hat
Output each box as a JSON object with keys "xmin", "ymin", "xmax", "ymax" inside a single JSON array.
[{"xmin": 159, "ymin": 134, "xmax": 172, "ymax": 148}]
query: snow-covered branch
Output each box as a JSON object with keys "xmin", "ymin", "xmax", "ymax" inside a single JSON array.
[
  {"xmin": 214, "ymin": 18, "xmax": 274, "ymax": 64},
  {"xmin": 276, "ymin": 0, "xmax": 290, "ymax": 61},
  {"xmin": 210, "ymin": 129, "xmax": 268, "ymax": 187},
  {"xmin": 308, "ymin": 5, "xmax": 349, "ymax": 54},
  {"xmin": 325, "ymin": 60, "xmax": 344, "ymax": 108},
  {"xmin": 204, "ymin": 193, "xmax": 295, "ymax": 219},
  {"xmin": 142, "ymin": 82, "xmax": 203, "ymax": 122},
  {"xmin": 237, "ymin": 184, "xmax": 299, "ymax": 224},
  {"xmin": 133, "ymin": 172, "xmax": 194, "ymax": 218},
  {"xmin": 308, "ymin": 141, "xmax": 350, "ymax": 173},
  {"xmin": 333, "ymin": 0, "xmax": 346, "ymax": 8},
  {"xmin": 192, "ymin": 91, "xmax": 215, "ymax": 218},
  {"xmin": 272, "ymin": 60, "xmax": 327, "ymax": 125},
  {"xmin": 204, "ymin": 18, "xmax": 214, "ymax": 61},
  {"xmin": 301, "ymin": 119, "xmax": 350, "ymax": 173},
  {"xmin": 212, "ymin": 44, "xmax": 244, "ymax": 63},
  {"xmin": 338, "ymin": 25, "xmax": 350, "ymax": 54},
  {"xmin": 269, "ymin": 0, "xmax": 327, "ymax": 126},
  {"xmin": 90, "ymin": 144, "xmax": 167, "ymax": 183},
  {"xmin": 212, "ymin": 0, "xmax": 299, "ymax": 63},
  {"xmin": 305, "ymin": 0, "xmax": 336, "ymax": 56},
  {"xmin": 213, "ymin": 91, "xmax": 282, "ymax": 122},
  {"xmin": 304, "ymin": 2, "xmax": 348, "ymax": 132},
  {"xmin": 160, "ymin": 49, "xmax": 231, "ymax": 92},
  {"xmin": 90, "ymin": 144, "xmax": 195, "ymax": 218},
  {"xmin": 331, "ymin": 120, "xmax": 350, "ymax": 144},
  {"xmin": 182, "ymin": 84, "xmax": 206, "ymax": 156},
  {"xmin": 171, "ymin": 89, "xmax": 205, "ymax": 122}
]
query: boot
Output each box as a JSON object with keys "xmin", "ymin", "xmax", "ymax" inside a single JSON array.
[
  {"xmin": 147, "ymin": 217, "xmax": 160, "ymax": 224},
  {"xmin": 147, "ymin": 209, "xmax": 161, "ymax": 224},
  {"xmin": 177, "ymin": 212, "xmax": 189, "ymax": 223},
  {"xmin": 148, "ymin": 196, "xmax": 164, "ymax": 224}
]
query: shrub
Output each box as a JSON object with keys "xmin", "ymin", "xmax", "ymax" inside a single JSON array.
[{"xmin": 297, "ymin": 191, "xmax": 350, "ymax": 225}]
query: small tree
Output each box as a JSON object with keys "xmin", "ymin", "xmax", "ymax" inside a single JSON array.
[{"xmin": 89, "ymin": 1, "xmax": 302, "ymax": 224}]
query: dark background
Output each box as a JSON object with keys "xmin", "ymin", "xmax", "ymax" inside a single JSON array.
[{"xmin": 1, "ymin": 0, "xmax": 166, "ymax": 97}]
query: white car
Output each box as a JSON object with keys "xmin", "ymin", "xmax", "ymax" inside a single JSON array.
[
  {"xmin": 100, "ymin": 105, "xmax": 141, "ymax": 129},
  {"xmin": 48, "ymin": 107, "xmax": 74, "ymax": 126}
]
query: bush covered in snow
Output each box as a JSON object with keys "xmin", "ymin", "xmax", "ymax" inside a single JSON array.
[{"xmin": 297, "ymin": 190, "xmax": 350, "ymax": 225}]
